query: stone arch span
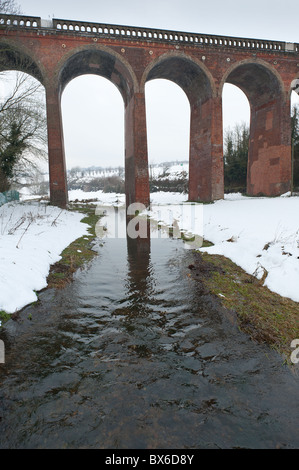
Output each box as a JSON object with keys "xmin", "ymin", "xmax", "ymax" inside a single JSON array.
[
  {"xmin": 221, "ymin": 59, "xmax": 291, "ymax": 196},
  {"xmin": 46, "ymin": 45, "xmax": 149, "ymax": 207},
  {"xmin": 142, "ymin": 53, "xmax": 223, "ymax": 201},
  {"xmin": 0, "ymin": 39, "xmax": 45, "ymax": 83},
  {"xmin": 57, "ymin": 45, "xmax": 138, "ymax": 103}
]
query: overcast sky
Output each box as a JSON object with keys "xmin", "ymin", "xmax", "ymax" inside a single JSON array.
[{"xmin": 13, "ymin": 0, "xmax": 299, "ymax": 168}]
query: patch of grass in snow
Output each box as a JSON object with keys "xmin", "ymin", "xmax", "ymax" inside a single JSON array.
[
  {"xmin": 47, "ymin": 204, "xmax": 101, "ymax": 289},
  {"xmin": 191, "ymin": 251, "xmax": 299, "ymax": 362}
]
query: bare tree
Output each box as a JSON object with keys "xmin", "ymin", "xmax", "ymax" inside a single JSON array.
[
  {"xmin": 0, "ymin": 0, "xmax": 21, "ymax": 14},
  {"xmin": 0, "ymin": 72, "xmax": 41, "ymax": 114},
  {"xmin": 0, "ymin": 72, "xmax": 47, "ymax": 192},
  {"xmin": 0, "ymin": 2, "xmax": 48, "ymax": 193}
]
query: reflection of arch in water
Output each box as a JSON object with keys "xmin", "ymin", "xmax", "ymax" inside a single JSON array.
[{"xmin": 126, "ymin": 217, "xmax": 152, "ymax": 315}]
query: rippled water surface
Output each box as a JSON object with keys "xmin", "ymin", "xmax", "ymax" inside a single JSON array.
[{"xmin": 0, "ymin": 220, "xmax": 298, "ymax": 449}]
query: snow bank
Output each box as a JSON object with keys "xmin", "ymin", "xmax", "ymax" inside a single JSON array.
[
  {"xmin": 150, "ymin": 191, "xmax": 187, "ymax": 205},
  {"xmin": 146, "ymin": 192, "xmax": 299, "ymax": 302},
  {"xmin": 68, "ymin": 189, "xmax": 187, "ymax": 206},
  {"xmin": 202, "ymin": 194, "xmax": 299, "ymax": 302},
  {"xmin": 0, "ymin": 202, "xmax": 88, "ymax": 313},
  {"xmin": 150, "ymin": 163, "xmax": 188, "ymax": 180}
]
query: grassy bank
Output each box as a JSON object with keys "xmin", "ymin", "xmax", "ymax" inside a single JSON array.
[
  {"xmin": 46, "ymin": 203, "xmax": 100, "ymax": 288},
  {"xmin": 189, "ymin": 249, "xmax": 299, "ymax": 361}
]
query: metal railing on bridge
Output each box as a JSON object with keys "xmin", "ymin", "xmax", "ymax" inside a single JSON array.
[
  {"xmin": 0, "ymin": 14, "xmax": 40, "ymax": 29},
  {"xmin": 0, "ymin": 13, "xmax": 298, "ymax": 54}
]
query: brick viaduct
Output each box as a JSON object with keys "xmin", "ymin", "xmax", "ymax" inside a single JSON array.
[{"xmin": 0, "ymin": 14, "xmax": 299, "ymax": 207}]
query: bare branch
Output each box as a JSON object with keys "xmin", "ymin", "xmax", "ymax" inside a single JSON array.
[
  {"xmin": 0, "ymin": 72, "xmax": 42, "ymax": 114},
  {"xmin": 0, "ymin": 70, "xmax": 47, "ymax": 191},
  {"xmin": 0, "ymin": 0, "xmax": 21, "ymax": 15}
]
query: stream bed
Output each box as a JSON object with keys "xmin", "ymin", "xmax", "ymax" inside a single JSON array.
[{"xmin": 0, "ymin": 210, "xmax": 298, "ymax": 449}]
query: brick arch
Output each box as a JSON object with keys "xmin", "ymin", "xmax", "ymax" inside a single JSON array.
[
  {"xmin": 220, "ymin": 58, "xmax": 291, "ymax": 196},
  {"xmin": 220, "ymin": 58, "xmax": 285, "ymax": 105},
  {"xmin": 55, "ymin": 45, "xmax": 139, "ymax": 105},
  {"xmin": 45, "ymin": 44, "xmax": 148, "ymax": 207},
  {"xmin": 0, "ymin": 39, "xmax": 45, "ymax": 83},
  {"xmin": 141, "ymin": 52, "xmax": 223, "ymax": 202},
  {"xmin": 141, "ymin": 51, "xmax": 216, "ymax": 100}
]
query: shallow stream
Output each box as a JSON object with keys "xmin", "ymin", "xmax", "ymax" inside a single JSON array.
[{"xmin": 0, "ymin": 208, "xmax": 298, "ymax": 449}]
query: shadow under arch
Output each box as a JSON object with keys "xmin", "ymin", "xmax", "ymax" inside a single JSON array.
[
  {"xmin": 0, "ymin": 39, "xmax": 44, "ymax": 84},
  {"xmin": 141, "ymin": 52, "xmax": 216, "ymax": 101},
  {"xmin": 221, "ymin": 59, "xmax": 291, "ymax": 196},
  {"xmin": 57, "ymin": 45, "xmax": 138, "ymax": 105},
  {"xmin": 142, "ymin": 52, "xmax": 223, "ymax": 202},
  {"xmin": 220, "ymin": 58, "xmax": 285, "ymax": 104}
]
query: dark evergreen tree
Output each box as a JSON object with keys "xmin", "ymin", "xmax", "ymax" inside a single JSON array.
[
  {"xmin": 223, "ymin": 122, "xmax": 249, "ymax": 193},
  {"xmin": 291, "ymin": 104, "xmax": 299, "ymax": 190},
  {"xmin": 0, "ymin": 121, "xmax": 26, "ymax": 190}
]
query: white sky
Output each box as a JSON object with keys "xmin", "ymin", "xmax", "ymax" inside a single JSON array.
[{"xmin": 7, "ymin": 1, "xmax": 299, "ymax": 168}]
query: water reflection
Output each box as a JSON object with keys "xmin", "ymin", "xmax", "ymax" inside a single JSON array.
[{"xmin": 126, "ymin": 220, "xmax": 152, "ymax": 315}]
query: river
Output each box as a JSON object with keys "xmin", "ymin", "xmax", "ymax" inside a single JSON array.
[{"xmin": 0, "ymin": 207, "xmax": 298, "ymax": 449}]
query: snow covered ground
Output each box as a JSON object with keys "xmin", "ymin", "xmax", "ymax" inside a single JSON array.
[
  {"xmin": 149, "ymin": 162, "xmax": 188, "ymax": 180},
  {"xmin": 148, "ymin": 192, "xmax": 299, "ymax": 303},
  {"xmin": 68, "ymin": 188, "xmax": 186, "ymax": 205},
  {"xmin": 0, "ymin": 190, "xmax": 299, "ymax": 316},
  {"xmin": 201, "ymin": 193, "xmax": 299, "ymax": 302},
  {"xmin": 0, "ymin": 202, "xmax": 88, "ymax": 314}
]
